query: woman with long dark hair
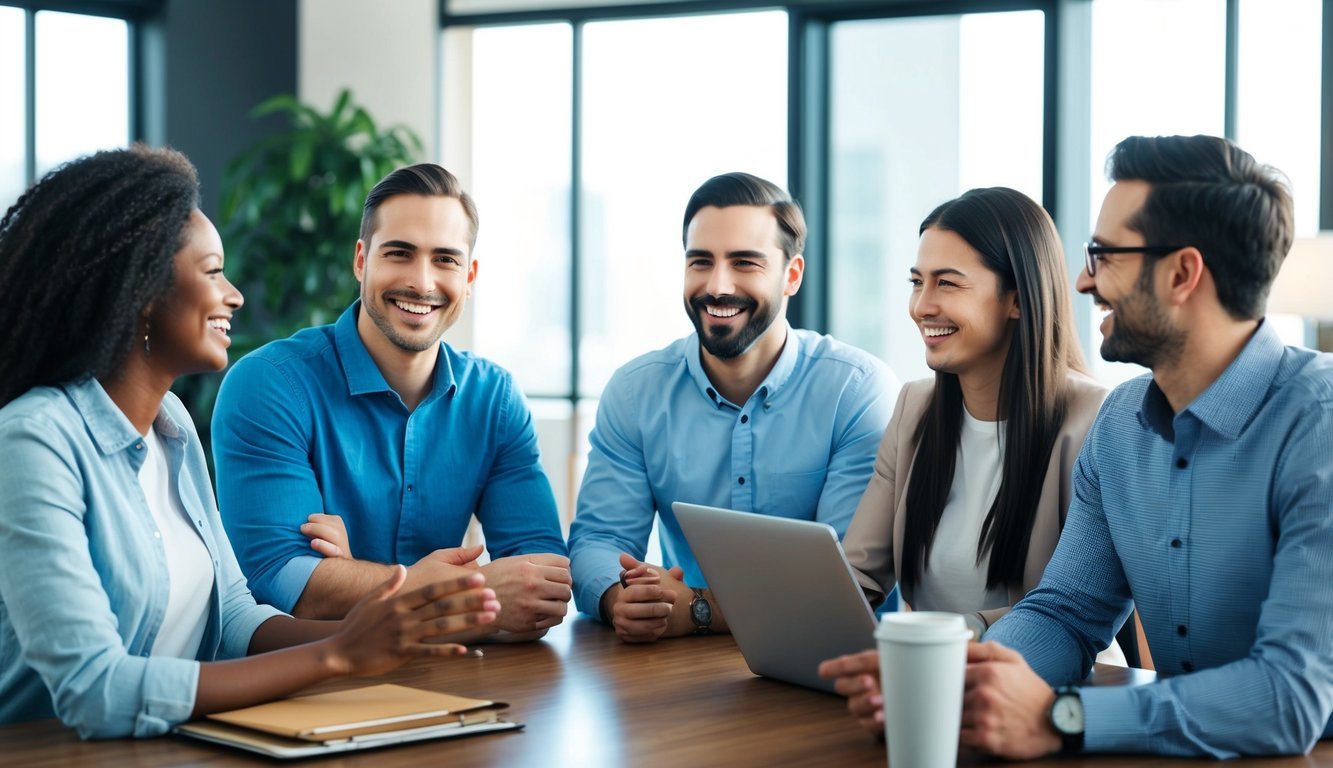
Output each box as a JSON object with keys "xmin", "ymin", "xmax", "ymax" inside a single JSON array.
[
  {"xmin": 820, "ymin": 187, "xmax": 1113, "ymax": 731},
  {"xmin": 0, "ymin": 146, "xmax": 499, "ymax": 738}
]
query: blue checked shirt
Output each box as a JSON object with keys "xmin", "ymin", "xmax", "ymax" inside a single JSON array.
[
  {"xmin": 568, "ymin": 324, "xmax": 898, "ymax": 617},
  {"xmin": 986, "ymin": 321, "xmax": 1333, "ymax": 758}
]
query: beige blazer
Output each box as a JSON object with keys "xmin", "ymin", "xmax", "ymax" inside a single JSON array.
[{"xmin": 841, "ymin": 372, "xmax": 1108, "ymax": 632}]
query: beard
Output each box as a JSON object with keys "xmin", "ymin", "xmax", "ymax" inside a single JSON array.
[
  {"xmin": 1099, "ymin": 266, "xmax": 1186, "ymax": 369},
  {"xmin": 686, "ymin": 293, "xmax": 779, "ymax": 359},
  {"xmin": 362, "ymin": 289, "xmax": 450, "ymax": 353}
]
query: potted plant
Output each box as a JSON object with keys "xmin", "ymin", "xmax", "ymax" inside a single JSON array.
[{"xmin": 174, "ymin": 88, "xmax": 423, "ymax": 453}]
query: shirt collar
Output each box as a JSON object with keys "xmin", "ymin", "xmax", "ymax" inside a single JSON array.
[
  {"xmin": 683, "ymin": 320, "xmax": 798, "ymax": 408},
  {"xmin": 334, "ymin": 300, "xmax": 458, "ymax": 401},
  {"xmin": 63, "ymin": 378, "xmax": 186, "ymax": 455},
  {"xmin": 1138, "ymin": 320, "xmax": 1283, "ymax": 440}
]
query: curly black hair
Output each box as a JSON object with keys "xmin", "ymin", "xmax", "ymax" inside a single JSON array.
[{"xmin": 0, "ymin": 144, "xmax": 200, "ymax": 408}]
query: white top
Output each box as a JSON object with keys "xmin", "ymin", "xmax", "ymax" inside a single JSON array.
[
  {"xmin": 912, "ymin": 407, "xmax": 1009, "ymax": 624},
  {"xmin": 138, "ymin": 426, "xmax": 212, "ymax": 659}
]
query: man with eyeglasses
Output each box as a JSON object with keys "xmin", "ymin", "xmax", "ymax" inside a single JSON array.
[
  {"xmin": 966, "ymin": 135, "xmax": 1333, "ymax": 757},
  {"xmin": 826, "ymin": 135, "xmax": 1333, "ymax": 758}
]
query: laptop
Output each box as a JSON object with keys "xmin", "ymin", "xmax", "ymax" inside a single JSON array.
[{"xmin": 672, "ymin": 502, "xmax": 878, "ymax": 693}]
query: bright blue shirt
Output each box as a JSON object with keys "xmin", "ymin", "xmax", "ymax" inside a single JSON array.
[
  {"xmin": 568, "ymin": 325, "xmax": 899, "ymax": 616},
  {"xmin": 985, "ymin": 321, "xmax": 1333, "ymax": 758},
  {"xmin": 0, "ymin": 380, "xmax": 283, "ymax": 737},
  {"xmin": 212, "ymin": 302, "xmax": 565, "ymax": 613}
]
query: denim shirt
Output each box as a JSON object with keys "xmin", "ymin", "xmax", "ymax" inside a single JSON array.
[{"xmin": 0, "ymin": 379, "xmax": 283, "ymax": 738}]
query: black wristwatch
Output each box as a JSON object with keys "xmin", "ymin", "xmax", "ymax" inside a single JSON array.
[
  {"xmin": 689, "ymin": 588, "xmax": 712, "ymax": 634},
  {"xmin": 1049, "ymin": 686, "xmax": 1084, "ymax": 754}
]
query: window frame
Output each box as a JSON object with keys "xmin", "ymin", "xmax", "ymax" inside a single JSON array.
[{"xmin": 2, "ymin": 0, "xmax": 156, "ymax": 188}]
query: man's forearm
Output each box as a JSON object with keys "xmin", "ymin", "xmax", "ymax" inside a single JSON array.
[{"xmin": 291, "ymin": 558, "xmax": 396, "ymax": 619}]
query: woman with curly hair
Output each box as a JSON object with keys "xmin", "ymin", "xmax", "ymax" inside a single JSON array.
[{"xmin": 0, "ymin": 145, "xmax": 499, "ymax": 738}]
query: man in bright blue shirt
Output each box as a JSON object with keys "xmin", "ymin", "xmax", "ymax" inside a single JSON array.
[
  {"xmin": 954, "ymin": 136, "xmax": 1332, "ymax": 758},
  {"xmin": 213, "ymin": 164, "xmax": 570, "ymax": 640},
  {"xmin": 825, "ymin": 135, "xmax": 1333, "ymax": 758},
  {"xmin": 568, "ymin": 172, "xmax": 898, "ymax": 642}
]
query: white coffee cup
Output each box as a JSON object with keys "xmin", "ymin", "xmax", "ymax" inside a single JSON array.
[{"xmin": 875, "ymin": 611, "xmax": 972, "ymax": 768}]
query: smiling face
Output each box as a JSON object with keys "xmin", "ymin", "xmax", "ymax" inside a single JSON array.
[
  {"xmin": 1076, "ymin": 180, "xmax": 1186, "ymax": 368},
  {"xmin": 354, "ymin": 194, "xmax": 477, "ymax": 357},
  {"xmin": 147, "ymin": 209, "xmax": 243, "ymax": 376},
  {"xmin": 683, "ymin": 205, "xmax": 802, "ymax": 361},
  {"xmin": 909, "ymin": 227, "xmax": 1018, "ymax": 387}
]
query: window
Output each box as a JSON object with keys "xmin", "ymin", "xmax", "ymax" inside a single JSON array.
[
  {"xmin": 450, "ymin": 9, "xmax": 787, "ymax": 521},
  {"xmin": 578, "ymin": 11, "xmax": 787, "ymax": 397},
  {"xmin": 467, "ymin": 23, "xmax": 573, "ymax": 398},
  {"xmin": 34, "ymin": 11, "xmax": 130, "ymax": 177},
  {"xmin": 1, "ymin": 5, "xmax": 133, "ymax": 211},
  {"xmin": 827, "ymin": 9, "xmax": 1046, "ymax": 383},
  {"xmin": 1086, "ymin": 0, "xmax": 1226, "ymax": 383},
  {"xmin": 0, "ymin": 6, "xmax": 24, "ymax": 208}
]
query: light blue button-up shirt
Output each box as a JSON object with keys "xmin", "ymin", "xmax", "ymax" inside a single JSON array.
[
  {"xmin": 213, "ymin": 302, "xmax": 566, "ymax": 612},
  {"xmin": 569, "ymin": 325, "xmax": 898, "ymax": 616},
  {"xmin": 986, "ymin": 321, "xmax": 1333, "ymax": 758},
  {"xmin": 0, "ymin": 380, "xmax": 283, "ymax": 737}
]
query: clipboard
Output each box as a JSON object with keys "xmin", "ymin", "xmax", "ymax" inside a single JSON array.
[{"xmin": 175, "ymin": 683, "xmax": 522, "ymax": 758}]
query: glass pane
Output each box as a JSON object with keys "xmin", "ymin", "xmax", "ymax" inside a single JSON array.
[
  {"xmin": 466, "ymin": 23, "xmax": 573, "ymax": 398},
  {"xmin": 828, "ymin": 10, "xmax": 1045, "ymax": 383},
  {"xmin": 1237, "ymin": 0, "xmax": 1322, "ymax": 238},
  {"xmin": 579, "ymin": 10, "xmax": 788, "ymax": 397},
  {"xmin": 34, "ymin": 11, "xmax": 130, "ymax": 176},
  {"xmin": 1087, "ymin": 0, "xmax": 1225, "ymax": 384},
  {"xmin": 0, "ymin": 7, "xmax": 24, "ymax": 210}
]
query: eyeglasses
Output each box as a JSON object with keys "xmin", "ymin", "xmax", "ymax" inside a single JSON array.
[{"xmin": 1083, "ymin": 243, "xmax": 1187, "ymax": 277}]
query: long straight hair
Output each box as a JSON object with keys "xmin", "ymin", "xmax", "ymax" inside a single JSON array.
[{"xmin": 900, "ymin": 187, "xmax": 1086, "ymax": 592}]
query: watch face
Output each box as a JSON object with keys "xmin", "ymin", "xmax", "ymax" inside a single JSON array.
[
  {"xmin": 1052, "ymin": 693, "xmax": 1084, "ymax": 735},
  {"xmin": 691, "ymin": 595, "xmax": 712, "ymax": 627}
]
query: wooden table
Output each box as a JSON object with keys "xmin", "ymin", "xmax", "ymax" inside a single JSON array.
[{"xmin": 3, "ymin": 617, "xmax": 1331, "ymax": 767}]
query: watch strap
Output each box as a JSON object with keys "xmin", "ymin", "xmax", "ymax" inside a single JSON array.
[
  {"xmin": 690, "ymin": 587, "xmax": 711, "ymax": 634},
  {"xmin": 1050, "ymin": 685, "xmax": 1084, "ymax": 754}
]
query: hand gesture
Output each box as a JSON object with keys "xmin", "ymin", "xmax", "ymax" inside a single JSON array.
[{"xmin": 324, "ymin": 566, "xmax": 499, "ymax": 677}]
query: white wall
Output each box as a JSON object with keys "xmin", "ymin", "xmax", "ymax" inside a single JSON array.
[{"xmin": 298, "ymin": 0, "xmax": 477, "ymax": 348}]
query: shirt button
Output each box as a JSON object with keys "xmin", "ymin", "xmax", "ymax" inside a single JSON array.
[
  {"xmin": 740, "ymin": 415, "xmax": 749, "ymax": 424},
  {"xmin": 153, "ymin": 531, "xmax": 161, "ymax": 539},
  {"xmin": 1175, "ymin": 457, "xmax": 1188, "ymax": 469},
  {"xmin": 134, "ymin": 442, "xmax": 144, "ymax": 451},
  {"xmin": 737, "ymin": 477, "xmax": 745, "ymax": 485},
  {"xmin": 1181, "ymin": 660, "xmax": 1195, "ymax": 672},
  {"xmin": 406, "ymin": 484, "xmax": 413, "ymax": 492},
  {"xmin": 1171, "ymin": 538, "xmax": 1182, "ymax": 548},
  {"xmin": 1177, "ymin": 624, "xmax": 1187, "ymax": 636},
  {"xmin": 763, "ymin": 402, "xmax": 772, "ymax": 410}
]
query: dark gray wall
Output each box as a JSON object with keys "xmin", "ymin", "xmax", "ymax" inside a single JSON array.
[{"xmin": 151, "ymin": 0, "xmax": 297, "ymax": 218}]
